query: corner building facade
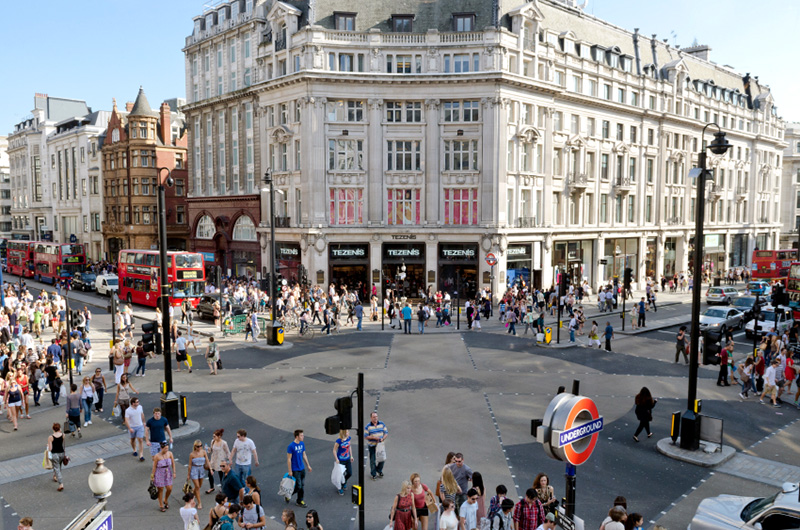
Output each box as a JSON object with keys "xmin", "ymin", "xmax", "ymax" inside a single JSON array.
[{"xmin": 184, "ymin": 0, "xmax": 785, "ymax": 297}]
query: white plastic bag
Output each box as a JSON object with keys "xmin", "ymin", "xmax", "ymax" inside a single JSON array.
[
  {"xmin": 111, "ymin": 404, "xmax": 121, "ymax": 417},
  {"xmin": 278, "ymin": 473, "xmax": 296, "ymax": 498},
  {"xmin": 331, "ymin": 461, "xmax": 346, "ymax": 489},
  {"xmin": 376, "ymin": 442, "xmax": 387, "ymax": 463},
  {"xmin": 536, "ymin": 333, "xmax": 544, "ymax": 342}
]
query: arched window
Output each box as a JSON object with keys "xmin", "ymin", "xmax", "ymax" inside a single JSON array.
[
  {"xmin": 232, "ymin": 216, "xmax": 256, "ymax": 241},
  {"xmin": 196, "ymin": 215, "xmax": 215, "ymax": 239},
  {"xmin": 111, "ymin": 128, "xmax": 120, "ymax": 143}
]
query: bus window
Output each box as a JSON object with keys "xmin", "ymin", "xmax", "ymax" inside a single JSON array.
[
  {"xmin": 175, "ymin": 254, "xmax": 202, "ymax": 268},
  {"xmin": 134, "ymin": 253, "xmax": 144, "ymax": 265},
  {"xmin": 134, "ymin": 279, "xmax": 146, "ymax": 292},
  {"xmin": 145, "ymin": 254, "xmax": 157, "ymax": 266}
]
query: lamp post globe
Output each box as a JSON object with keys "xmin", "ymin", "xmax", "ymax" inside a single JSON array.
[
  {"xmin": 87, "ymin": 458, "xmax": 113, "ymax": 501},
  {"xmin": 708, "ymin": 131, "xmax": 731, "ymax": 155}
]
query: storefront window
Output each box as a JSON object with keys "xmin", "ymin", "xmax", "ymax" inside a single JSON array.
[
  {"xmin": 553, "ymin": 240, "xmax": 594, "ymax": 285},
  {"xmin": 664, "ymin": 238, "xmax": 677, "ymax": 278},
  {"xmin": 438, "ymin": 244, "xmax": 478, "ymax": 298},
  {"xmin": 387, "ymin": 189, "xmax": 420, "ymax": 225},
  {"xmin": 329, "ymin": 244, "xmax": 369, "ymax": 299},
  {"xmin": 645, "ymin": 239, "xmax": 656, "ymax": 280},
  {"xmin": 603, "ymin": 238, "xmax": 639, "ymax": 283},
  {"xmin": 382, "ymin": 244, "xmax": 425, "ymax": 298},
  {"xmin": 506, "ymin": 244, "xmax": 532, "ymax": 289},
  {"xmin": 232, "ymin": 216, "xmax": 257, "ymax": 241}
]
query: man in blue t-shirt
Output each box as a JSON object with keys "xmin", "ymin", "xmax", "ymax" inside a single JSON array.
[
  {"xmin": 334, "ymin": 429, "xmax": 354, "ymax": 494},
  {"xmin": 637, "ymin": 297, "xmax": 646, "ymax": 328},
  {"xmin": 286, "ymin": 429, "xmax": 312, "ymax": 507},
  {"xmin": 604, "ymin": 322, "xmax": 614, "ymax": 352},
  {"xmin": 401, "ymin": 304, "xmax": 412, "ymax": 334},
  {"xmin": 144, "ymin": 408, "xmax": 173, "ymax": 459}
]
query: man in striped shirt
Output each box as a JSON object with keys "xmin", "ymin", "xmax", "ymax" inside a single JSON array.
[{"xmin": 364, "ymin": 412, "xmax": 388, "ymax": 480}]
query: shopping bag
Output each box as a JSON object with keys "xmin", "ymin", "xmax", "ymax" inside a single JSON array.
[
  {"xmin": 376, "ymin": 442, "xmax": 387, "ymax": 463},
  {"xmin": 278, "ymin": 473, "xmax": 296, "ymax": 497},
  {"xmin": 111, "ymin": 405, "xmax": 121, "ymax": 417},
  {"xmin": 186, "ymin": 355, "xmax": 193, "ymax": 368},
  {"xmin": 43, "ymin": 450, "xmax": 53, "ymax": 470},
  {"xmin": 92, "ymin": 392, "xmax": 99, "ymax": 405},
  {"xmin": 331, "ymin": 461, "xmax": 346, "ymax": 489},
  {"xmin": 182, "ymin": 479, "xmax": 194, "ymax": 495},
  {"xmin": 536, "ymin": 333, "xmax": 544, "ymax": 342}
]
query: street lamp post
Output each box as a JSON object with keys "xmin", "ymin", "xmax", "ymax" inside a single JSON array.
[
  {"xmin": 681, "ymin": 124, "xmax": 731, "ymax": 450},
  {"xmin": 263, "ymin": 171, "xmax": 280, "ymax": 345},
  {"xmin": 156, "ymin": 167, "xmax": 179, "ymax": 428}
]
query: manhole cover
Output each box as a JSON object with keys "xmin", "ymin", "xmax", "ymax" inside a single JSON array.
[{"xmin": 306, "ymin": 372, "xmax": 343, "ymax": 384}]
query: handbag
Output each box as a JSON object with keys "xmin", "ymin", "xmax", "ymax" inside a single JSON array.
[
  {"xmin": 148, "ymin": 481, "xmax": 159, "ymax": 500},
  {"xmin": 425, "ymin": 489, "xmax": 438, "ymax": 513},
  {"xmin": 62, "ymin": 454, "xmax": 70, "ymax": 466},
  {"xmin": 203, "ymin": 457, "xmax": 210, "ymax": 471},
  {"xmin": 331, "ymin": 461, "xmax": 346, "ymax": 489},
  {"xmin": 43, "ymin": 450, "xmax": 53, "ymax": 470},
  {"xmin": 278, "ymin": 473, "xmax": 296, "ymax": 498},
  {"xmin": 188, "ymin": 520, "xmax": 201, "ymax": 530},
  {"xmin": 217, "ymin": 359, "xmax": 223, "ymax": 370},
  {"xmin": 182, "ymin": 479, "xmax": 194, "ymax": 495}
]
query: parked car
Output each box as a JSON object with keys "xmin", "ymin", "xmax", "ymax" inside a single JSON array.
[
  {"xmin": 744, "ymin": 305, "xmax": 794, "ymax": 339},
  {"xmin": 699, "ymin": 307, "xmax": 745, "ymax": 333},
  {"xmin": 731, "ymin": 296, "xmax": 768, "ymax": 321},
  {"xmin": 705, "ymin": 286, "xmax": 740, "ymax": 305},
  {"xmin": 95, "ymin": 274, "xmax": 119, "ymax": 296},
  {"xmin": 747, "ymin": 280, "xmax": 772, "ymax": 296},
  {"xmin": 195, "ymin": 295, "xmax": 244, "ymax": 319},
  {"xmin": 72, "ymin": 272, "xmax": 97, "ymax": 292},
  {"xmin": 688, "ymin": 482, "xmax": 800, "ymax": 530}
]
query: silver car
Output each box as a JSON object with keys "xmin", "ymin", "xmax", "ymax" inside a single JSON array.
[
  {"xmin": 705, "ymin": 286, "xmax": 740, "ymax": 305},
  {"xmin": 699, "ymin": 307, "xmax": 744, "ymax": 333},
  {"xmin": 689, "ymin": 482, "xmax": 800, "ymax": 530}
]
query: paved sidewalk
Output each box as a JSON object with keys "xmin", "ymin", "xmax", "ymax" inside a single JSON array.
[
  {"xmin": 0, "ymin": 420, "xmax": 199, "ymax": 486},
  {"xmin": 717, "ymin": 453, "xmax": 800, "ymax": 487}
]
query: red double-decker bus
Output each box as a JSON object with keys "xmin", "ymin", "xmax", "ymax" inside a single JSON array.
[
  {"xmin": 118, "ymin": 250, "xmax": 205, "ymax": 308},
  {"xmin": 32, "ymin": 243, "xmax": 86, "ymax": 284},
  {"xmin": 751, "ymin": 249, "xmax": 798, "ymax": 286},
  {"xmin": 7, "ymin": 241, "xmax": 35, "ymax": 278}
]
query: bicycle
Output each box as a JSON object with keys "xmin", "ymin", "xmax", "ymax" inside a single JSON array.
[{"xmin": 299, "ymin": 325, "xmax": 316, "ymax": 339}]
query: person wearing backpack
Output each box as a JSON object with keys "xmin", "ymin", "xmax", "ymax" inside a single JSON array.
[
  {"xmin": 206, "ymin": 337, "xmax": 219, "ymax": 376},
  {"xmin": 239, "ymin": 495, "xmax": 265, "ymax": 529},
  {"xmin": 491, "ymin": 498, "xmax": 515, "ymax": 530},
  {"xmin": 217, "ymin": 503, "xmax": 240, "ymax": 530}
]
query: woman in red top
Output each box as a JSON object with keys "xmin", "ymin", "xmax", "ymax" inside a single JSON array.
[
  {"xmin": 15, "ymin": 366, "xmax": 30, "ymax": 419},
  {"xmin": 389, "ymin": 480, "xmax": 417, "ymax": 530},
  {"xmin": 410, "ymin": 473, "xmax": 432, "ymax": 530}
]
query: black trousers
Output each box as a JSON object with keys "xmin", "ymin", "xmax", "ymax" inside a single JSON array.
[
  {"xmin": 605, "ymin": 338, "xmax": 612, "ymax": 351},
  {"xmin": 634, "ymin": 420, "xmax": 651, "ymax": 437},
  {"xmin": 717, "ymin": 364, "xmax": 729, "ymax": 385},
  {"xmin": 638, "ymin": 313, "xmax": 646, "ymax": 327}
]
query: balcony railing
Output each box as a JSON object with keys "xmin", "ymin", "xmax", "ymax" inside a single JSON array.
[
  {"xmin": 275, "ymin": 36, "xmax": 286, "ymax": 51},
  {"xmin": 758, "ymin": 217, "xmax": 770, "ymax": 223},
  {"xmin": 614, "ymin": 177, "xmax": 633, "ymax": 192},
  {"xmin": 666, "ymin": 216, "xmax": 683, "ymax": 225},
  {"xmin": 515, "ymin": 216, "xmax": 540, "ymax": 228},
  {"xmin": 567, "ymin": 173, "xmax": 589, "ymax": 193},
  {"xmin": 274, "ymin": 216, "xmax": 291, "ymax": 228},
  {"xmin": 708, "ymin": 184, "xmax": 723, "ymax": 199}
]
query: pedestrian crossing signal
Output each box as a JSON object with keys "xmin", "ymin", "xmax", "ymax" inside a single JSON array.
[{"xmin": 351, "ymin": 485, "xmax": 362, "ymax": 505}]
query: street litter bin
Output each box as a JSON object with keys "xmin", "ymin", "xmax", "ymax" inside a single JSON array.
[{"xmin": 544, "ymin": 327, "xmax": 553, "ymax": 344}]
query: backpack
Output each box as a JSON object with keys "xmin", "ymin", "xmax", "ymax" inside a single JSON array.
[{"xmin": 487, "ymin": 495, "xmax": 504, "ymax": 519}]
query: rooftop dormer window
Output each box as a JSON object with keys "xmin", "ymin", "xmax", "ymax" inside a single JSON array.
[
  {"xmin": 392, "ymin": 14, "xmax": 413, "ymax": 33},
  {"xmin": 453, "ymin": 13, "xmax": 475, "ymax": 32},
  {"xmin": 335, "ymin": 12, "xmax": 356, "ymax": 31}
]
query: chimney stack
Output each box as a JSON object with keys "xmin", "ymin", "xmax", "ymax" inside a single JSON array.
[
  {"xmin": 160, "ymin": 102, "xmax": 171, "ymax": 145},
  {"xmin": 126, "ymin": 102, "xmax": 134, "ymax": 112}
]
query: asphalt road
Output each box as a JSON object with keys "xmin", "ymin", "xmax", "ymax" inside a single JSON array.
[{"xmin": 0, "ymin": 278, "xmax": 797, "ymax": 530}]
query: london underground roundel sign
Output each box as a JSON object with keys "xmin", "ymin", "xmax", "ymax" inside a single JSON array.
[{"xmin": 539, "ymin": 393, "xmax": 604, "ymax": 466}]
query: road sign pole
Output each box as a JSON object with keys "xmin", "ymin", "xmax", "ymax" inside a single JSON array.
[{"xmin": 564, "ymin": 463, "xmax": 576, "ymax": 519}]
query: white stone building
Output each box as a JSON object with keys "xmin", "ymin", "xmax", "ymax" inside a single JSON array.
[
  {"xmin": 780, "ymin": 123, "xmax": 800, "ymax": 250},
  {"xmin": 0, "ymin": 136, "xmax": 11, "ymax": 240},
  {"xmin": 183, "ymin": 0, "xmax": 785, "ymax": 298},
  {"xmin": 7, "ymin": 95, "xmax": 107, "ymax": 259}
]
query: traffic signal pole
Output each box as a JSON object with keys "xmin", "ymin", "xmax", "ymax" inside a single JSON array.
[
  {"xmin": 357, "ymin": 372, "xmax": 365, "ymax": 530},
  {"xmin": 157, "ymin": 169, "xmax": 179, "ymax": 429},
  {"xmin": 65, "ymin": 292, "xmax": 74, "ymax": 388}
]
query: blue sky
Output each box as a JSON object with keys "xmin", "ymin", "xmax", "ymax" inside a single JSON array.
[{"xmin": 1, "ymin": 0, "xmax": 798, "ymax": 132}]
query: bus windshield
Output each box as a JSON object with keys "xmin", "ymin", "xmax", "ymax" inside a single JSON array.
[
  {"xmin": 61, "ymin": 244, "xmax": 83, "ymax": 255},
  {"xmin": 174, "ymin": 253, "xmax": 203, "ymax": 269},
  {"xmin": 172, "ymin": 281, "xmax": 205, "ymax": 298}
]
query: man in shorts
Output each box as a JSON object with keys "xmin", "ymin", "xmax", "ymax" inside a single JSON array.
[
  {"xmin": 145, "ymin": 408, "xmax": 173, "ymax": 458},
  {"xmin": 760, "ymin": 359, "xmax": 781, "ymax": 407},
  {"xmin": 124, "ymin": 397, "xmax": 146, "ymax": 461}
]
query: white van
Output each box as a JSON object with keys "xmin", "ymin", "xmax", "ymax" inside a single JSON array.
[{"xmin": 95, "ymin": 274, "xmax": 119, "ymax": 296}]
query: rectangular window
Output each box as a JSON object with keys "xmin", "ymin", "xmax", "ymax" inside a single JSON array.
[
  {"xmin": 649, "ymin": 95, "xmax": 656, "ymax": 110},
  {"xmin": 648, "ymin": 128, "xmax": 655, "ymax": 145},
  {"xmin": 443, "ymin": 140, "xmax": 479, "ymax": 171},
  {"xmin": 629, "ymin": 158, "xmax": 636, "ymax": 181},
  {"xmin": 630, "ymin": 126, "xmax": 637, "ymax": 144},
  {"xmin": 603, "ymin": 84, "xmax": 611, "ymax": 100},
  {"xmin": 328, "ymin": 139, "xmax": 364, "ymax": 170},
  {"xmin": 589, "ymin": 80, "xmax": 598, "ymax": 97},
  {"xmin": 453, "ymin": 14, "xmax": 475, "ymax": 32},
  {"xmin": 616, "ymin": 123, "xmax": 624, "ymax": 141},
  {"xmin": 572, "ymin": 76, "xmax": 582, "ymax": 93},
  {"xmin": 615, "ymin": 196, "xmax": 623, "ymax": 223},
  {"xmin": 553, "ymin": 111, "xmax": 563, "ymax": 131},
  {"xmin": 244, "ymin": 33, "xmax": 250, "ymax": 58},
  {"xmin": 602, "ymin": 120, "xmax": 610, "ymax": 139},
  {"xmin": 392, "ymin": 15, "xmax": 413, "ymax": 32},
  {"xmin": 444, "ymin": 188, "xmax": 478, "ymax": 225},
  {"xmin": 646, "ymin": 158, "xmax": 654, "ymax": 183},
  {"xmin": 645, "ymin": 196, "xmax": 653, "ymax": 223},
  {"xmin": 230, "ymin": 39, "xmax": 236, "ymax": 63},
  {"xmin": 601, "ymin": 154, "xmax": 609, "ymax": 180},
  {"xmin": 628, "ymin": 196, "xmax": 635, "ymax": 222},
  {"xmin": 617, "ymin": 88, "xmax": 625, "ymax": 103},
  {"xmin": 335, "ymin": 12, "xmax": 356, "ymax": 31},
  {"xmin": 387, "ymin": 189, "xmax": 420, "ymax": 225},
  {"xmin": 230, "ymin": 71, "xmax": 237, "ymax": 91},
  {"xmin": 587, "ymin": 117, "xmax": 596, "ymax": 137},
  {"xmin": 387, "ymin": 141, "xmax": 421, "ymax": 171},
  {"xmin": 328, "ymin": 188, "xmax": 363, "ymax": 225}
]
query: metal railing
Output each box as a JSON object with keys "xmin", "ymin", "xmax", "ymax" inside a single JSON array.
[
  {"xmin": 275, "ymin": 36, "xmax": 286, "ymax": 51},
  {"xmin": 274, "ymin": 216, "xmax": 291, "ymax": 228},
  {"xmin": 515, "ymin": 216, "xmax": 539, "ymax": 228},
  {"xmin": 615, "ymin": 177, "xmax": 632, "ymax": 187}
]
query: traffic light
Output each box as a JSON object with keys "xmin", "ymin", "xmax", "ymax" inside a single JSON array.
[
  {"xmin": 142, "ymin": 321, "xmax": 158, "ymax": 354},
  {"xmin": 324, "ymin": 396, "xmax": 353, "ymax": 435},
  {"xmin": 275, "ymin": 274, "xmax": 284, "ymax": 295},
  {"xmin": 623, "ymin": 268, "xmax": 633, "ymax": 292}
]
